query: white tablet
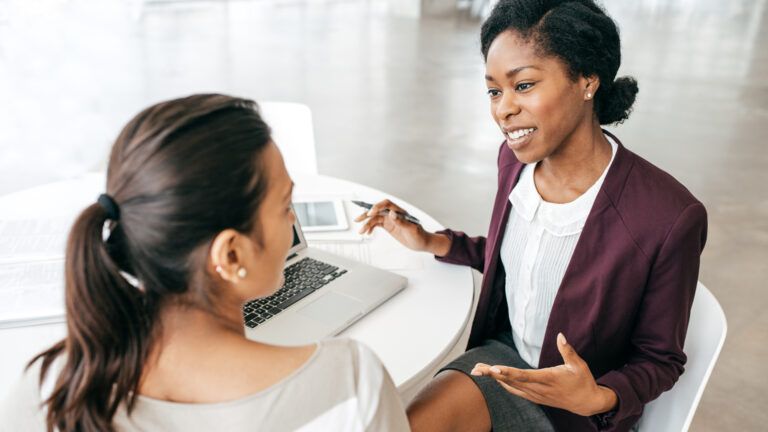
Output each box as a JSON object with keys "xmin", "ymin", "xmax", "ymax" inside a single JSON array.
[{"xmin": 293, "ymin": 199, "xmax": 349, "ymax": 232}]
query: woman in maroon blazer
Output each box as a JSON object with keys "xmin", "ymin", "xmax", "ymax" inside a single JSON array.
[{"xmin": 356, "ymin": 1, "xmax": 707, "ymax": 431}]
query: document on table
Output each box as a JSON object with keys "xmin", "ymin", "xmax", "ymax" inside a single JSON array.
[
  {"xmin": 0, "ymin": 259, "xmax": 66, "ymax": 328},
  {"xmin": 310, "ymin": 239, "xmax": 373, "ymax": 264},
  {"xmin": 309, "ymin": 231, "xmax": 423, "ymax": 271},
  {"xmin": 0, "ymin": 218, "xmax": 70, "ymax": 264},
  {"xmin": 0, "ymin": 218, "xmax": 70, "ymax": 328},
  {"xmin": 367, "ymin": 231, "xmax": 424, "ymax": 271}
]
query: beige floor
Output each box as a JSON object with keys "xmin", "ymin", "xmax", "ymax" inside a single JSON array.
[{"xmin": 0, "ymin": 0, "xmax": 765, "ymax": 430}]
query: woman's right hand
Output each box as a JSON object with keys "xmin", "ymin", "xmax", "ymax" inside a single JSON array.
[{"xmin": 354, "ymin": 199, "xmax": 450, "ymax": 256}]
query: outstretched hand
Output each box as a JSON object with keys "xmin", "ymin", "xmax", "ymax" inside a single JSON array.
[{"xmin": 470, "ymin": 333, "xmax": 617, "ymax": 417}]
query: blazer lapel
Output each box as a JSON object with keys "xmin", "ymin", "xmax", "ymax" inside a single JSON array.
[
  {"xmin": 485, "ymin": 157, "xmax": 524, "ymax": 275},
  {"xmin": 538, "ymin": 133, "xmax": 636, "ymax": 368}
]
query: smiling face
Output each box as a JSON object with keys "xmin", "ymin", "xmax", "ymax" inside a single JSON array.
[{"xmin": 485, "ymin": 30, "xmax": 597, "ymax": 164}]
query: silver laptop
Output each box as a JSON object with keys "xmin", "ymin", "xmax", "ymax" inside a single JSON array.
[{"xmin": 243, "ymin": 212, "xmax": 407, "ymax": 345}]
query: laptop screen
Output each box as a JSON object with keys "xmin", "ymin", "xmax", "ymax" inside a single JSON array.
[
  {"xmin": 291, "ymin": 225, "xmax": 301, "ymax": 248},
  {"xmin": 287, "ymin": 207, "xmax": 308, "ymax": 258}
]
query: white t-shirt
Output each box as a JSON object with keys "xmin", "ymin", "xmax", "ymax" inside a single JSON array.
[
  {"xmin": 0, "ymin": 338, "xmax": 410, "ymax": 432},
  {"xmin": 500, "ymin": 135, "xmax": 618, "ymax": 367}
]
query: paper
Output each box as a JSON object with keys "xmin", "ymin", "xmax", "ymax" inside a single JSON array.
[
  {"xmin": 310, "ymin": 239, "xmax": 373, "ymax": 265},
  {"xmin": 0, "ymin": 218, "xmax": 71, "ymax": 327},
  {"xmin": 367, "ymin": 231, "xmax": 424, "ymax": 271},
  {"xmin": 0, "ymin": 218, "xmax": 70, "ymax": 264},
  {"xmin": 309, "ymin": 234, "xmax": 424, "ymax": 272},
  {"xmin": 0, "ymin": 259, "xmax": 66, "ymax": 328}
]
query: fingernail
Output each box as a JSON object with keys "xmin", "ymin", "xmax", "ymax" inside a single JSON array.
[
  {"xmin": 470, "ymin": 368, "xmax": 481, "ymax": 376},
  {"xmin": 558, "ymin": 333, "xmax": 566, "ymax": 345},
  {"xmin": 490, "ymin": 366, "xmax": 501, "ymax": 374}
]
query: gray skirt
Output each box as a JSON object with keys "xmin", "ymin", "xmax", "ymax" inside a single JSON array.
[{"xmin": 437, "ymin": 332, "xmax": 555, "ymax": 432}]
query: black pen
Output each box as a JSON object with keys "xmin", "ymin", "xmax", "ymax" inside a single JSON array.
[{"xmin": 351, "ymin": 200, "xmax": 421, "ymax": 225}]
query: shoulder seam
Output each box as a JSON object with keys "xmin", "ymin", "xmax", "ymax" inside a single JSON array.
[
  {"xmin": 599, "ymin": 157, "xmax": 652, "ymax": 262},
  {"xmin": 658, "ymin": 202, "xmax": 705, "ymax": 256}
]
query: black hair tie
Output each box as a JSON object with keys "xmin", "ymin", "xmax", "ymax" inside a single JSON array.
[{"xmin": 97, "ymin": 194, "xmax": 121, "ymax": 221}]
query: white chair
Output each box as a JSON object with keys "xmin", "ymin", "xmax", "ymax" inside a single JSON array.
[
  {"xmin": 259, "ymin": 102, "xmax": 318, "ymax": 176},
  {"xmin": 639, "ymin": 282, "xmax": 727, "ymax": 431}
]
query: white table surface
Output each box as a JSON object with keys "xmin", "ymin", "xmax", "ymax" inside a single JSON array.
[{"xmin": 0, "ymin": 173, "xmax": 474, "ymax": 400}]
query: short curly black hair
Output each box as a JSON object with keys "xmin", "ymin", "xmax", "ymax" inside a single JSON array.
[{"xmin": 481, "ymin": 0, "xmax": 638, "ymax": 125}]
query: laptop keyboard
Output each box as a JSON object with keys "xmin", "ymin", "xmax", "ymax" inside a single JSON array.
[{"xmin": 242, "ymin": 257, "xmax": 348, "ymax": 328}]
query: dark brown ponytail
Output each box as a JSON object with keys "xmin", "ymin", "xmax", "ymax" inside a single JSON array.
[
  {"xmin": 29, "ymin": 94, "xmax": 273, "ymax": 431},
  {"xmin": 33, "ymin": 203, "xmax": 151, "ymax": 431}
]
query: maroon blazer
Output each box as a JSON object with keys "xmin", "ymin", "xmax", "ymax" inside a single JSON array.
[{"xmin": 436, "ymin": 131, "xmax": 707, "ymax": 431}]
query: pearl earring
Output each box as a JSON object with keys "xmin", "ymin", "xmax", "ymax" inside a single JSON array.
[
  {"xmin": 215, "ymin": 265, "xmax": 223, "ymax": 274},
  {"xmin": 237, "ymin": 267, "xmax": 248, "ymax": 279},
  {"xmin": 586, "ymin": 92, "xmax": 592, "ymax": 99}
]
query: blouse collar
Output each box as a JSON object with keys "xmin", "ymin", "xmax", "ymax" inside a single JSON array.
[{"xmin": 509, "ymin": 134, "xmax": 618, "ymax": 237}]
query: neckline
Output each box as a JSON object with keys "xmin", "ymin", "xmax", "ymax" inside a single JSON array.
[
  {"xmin": 132, "ymin": 340, "xmax": 324, "ymax": 410},
  {"xmin": 509, "ymin": 133, "xmax": 618, "ymax": 234}
]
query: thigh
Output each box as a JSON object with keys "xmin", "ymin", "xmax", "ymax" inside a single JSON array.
[
  {"xmin": 426, "ymin": 338, "xmax": 555, "ymax": 432},
  {"xmin": 407, "ymin": 369, "xmax": 491, "ymax": 432}
]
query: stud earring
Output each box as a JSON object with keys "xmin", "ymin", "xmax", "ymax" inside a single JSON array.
[
  {"xmin": 215, "ymin": 265, "xmax": 223, "ymax": 274},
  {"xmin": 586, "ymin": 92, "xmax": 592, "ymax": 99},
  {"xmin": 237, "ymin": 267, "xmax": 248, "ymax": 279}
]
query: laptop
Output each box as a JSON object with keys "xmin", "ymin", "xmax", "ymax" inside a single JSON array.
[{"xmin": 243, "ymin": 210, "xmax": 407, "ymax": 345}]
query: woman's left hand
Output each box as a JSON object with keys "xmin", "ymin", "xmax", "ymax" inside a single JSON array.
[{"xmin": 470, "ymin": 333, "xmax": 618, "ymax": 417}]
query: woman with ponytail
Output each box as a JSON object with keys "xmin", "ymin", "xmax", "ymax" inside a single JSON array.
[
  {"xmin": 1, "ymin": 94, "xmax": 409, "ymax": 431},
  {"xmin": 358, "ymin": 1, "xmax": 706, "ymax": 431}
]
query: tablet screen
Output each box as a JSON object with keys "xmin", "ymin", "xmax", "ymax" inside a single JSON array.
[{"xmin": 293, "ymin": 201, "xmax": 339, "ymax": 228}]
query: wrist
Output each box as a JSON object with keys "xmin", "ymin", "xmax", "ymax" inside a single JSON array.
[
  {"xmin": 590, "ymin": 385, "xmax": 618, "ymax": 416},
  {"xmin": 426, "ymin": 232, "xmax": 451, "ymax": 256}
]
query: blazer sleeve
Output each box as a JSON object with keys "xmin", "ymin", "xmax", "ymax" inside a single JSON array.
[
  {"xmin": 594, "ymin": 202, "xmax": 708, "ymax": 430},
  {"xmin": 433, "ymin": 229, "xmax": 487, "ymax": 273}
]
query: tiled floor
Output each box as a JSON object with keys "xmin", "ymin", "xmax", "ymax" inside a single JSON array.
[{"xmin": 0, "ymin": 0, "xmax": 765, "ymax": 429}]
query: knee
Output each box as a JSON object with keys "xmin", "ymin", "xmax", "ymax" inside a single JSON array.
[
  {"xmin": 407, "ymin": 391, "xmax": 447, "ymax": 432},
  {"xmin": 405, "ymin": 397, "xmax": 429, "ymax": 432},
  {"xmin": 405, "ymin": 370, "xmax": 491, "ymax": 432}
]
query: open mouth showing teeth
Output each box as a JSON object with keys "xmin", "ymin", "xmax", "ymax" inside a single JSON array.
[{"xmin": 506, "ymin": 127, "xmax": 536, "ymax": 140}]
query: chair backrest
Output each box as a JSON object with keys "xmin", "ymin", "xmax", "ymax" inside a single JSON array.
[
  {"xmin": 639, "ymin": 282, "xmax": 727, "ymax": 431},
  {"xmin": 259, "ymin": 102, "xmax": 318, "ymax": 176}
]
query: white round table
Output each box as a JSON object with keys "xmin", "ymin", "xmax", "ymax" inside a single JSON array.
[{"xmin": 0, "ymin": 173, "xmax": 475, "ymax": 401}]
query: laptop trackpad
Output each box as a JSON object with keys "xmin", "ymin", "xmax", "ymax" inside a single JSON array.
[{"xmin": 297, "ymin": 292, "xmax": 363, "ymax": 325}]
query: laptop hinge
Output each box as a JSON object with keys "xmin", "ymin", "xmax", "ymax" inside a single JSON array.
[{"xmin": 286, "ymin": 253, "xmax": 298, "ymax": 262}]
